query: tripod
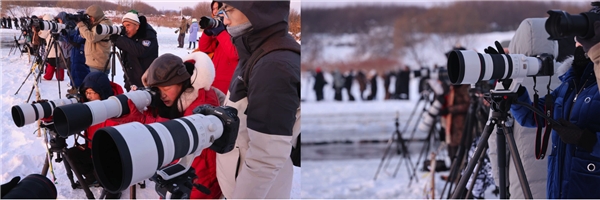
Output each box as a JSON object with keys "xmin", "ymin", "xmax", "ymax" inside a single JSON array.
[
  {"xmin": 450, "ymin": 90, "xmax": 533, "ymax": 199},
  {"xmin": 40, "ymin": 122, "xmax": 97, "ymax": 199},
  {"xmin": 16, "ymin": 31, "xmax": 75, "ymax": 102},
  {"xmin": 373, "ymin": 111, "xmax": 418, "ymax": 184},
  {"xmin": 405, "ymin": 90, "xmax": 434, "ymax": 143},
  {"xmin": 440, "ymin": 88, "xmax": 488, "ymax": 199},
  {"xmin": 8, "ymin": 34, "xmax": 23, "ymax": 56},
  {"xmin": 102, "ymin": 42, "xmax": 126, "ymax": 83}
]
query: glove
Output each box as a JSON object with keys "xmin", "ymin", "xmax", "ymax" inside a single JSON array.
[
  {"xmin": 60, "ymin": 29, "xmax": 67, "ymax": 36},
  {"xmin": 109, "ymin": 34, "xmax": 120, "ymax": 43},
  {"xmin": 203, "ymin": 22, "xmax": 225, "ymax": 36},
  {"xmin": 517, "ymin": 85, "xmax": 527, "ymax": 97},
  {"xmin": 439, "ymin": 107, "xmax": 449, "ymax": 116},
  {"xmin": 483, "ymin": 41, "xmax": 506, "ymax": 54},
  {"xmin": 573, "ymin": 46, "xmax": 591, "ymax": 68},
  {"xmin": 1, "ymin": 176, "xmax": 21, "ymax": 198},
  {"xmin": 174, "ymin": 29, "xmax": 179, "ymax": 34},
  {"xmin": 553, "ymin": 118, "xmax": 597, "ymax": 152},
  {"xmin": 576, "ymin": 21, "xmax": 600, "ymax": 52}
]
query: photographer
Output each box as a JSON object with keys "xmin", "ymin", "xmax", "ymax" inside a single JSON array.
[
  {"xmin": 511, "ymin": 40, "xmax": 600, "ymax": 198},
  {"xmin": 176, "ymin": 17, "xmax": 188, "ymax": 48},
  {"xmin": 77, "ymin": 5, "xmax": 113, "ymax": 74},
  {"xmin": 39, "ymin": 14, "xmax": 65, "ymax": 82},
  {"xmin": 65, "ymin": 71, "xmax": 124, "ymax": 198},
  {"xmin": 121, "ymin": 52, "xmax": 224, "ymax": 198},
  {"xmin": 109, "ymin": 11, "xmax": 158, "ymax": 91},
  {"xmin": 188, "ymin": 18, "xmax": 198, "ymax": 49},
  {"xmin": 61, "ymin": 12, "xmax": 90, "ymax": 90},
  {"xmin": 195, "ymin": 0, "xmax": 239, "ymax": 94},
  {"xmin": 215, "ymin": 2, "xmax": 300, "ymax": 198}
]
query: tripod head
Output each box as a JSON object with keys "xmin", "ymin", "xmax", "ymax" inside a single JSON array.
[{"xmin": 150, "ymin": 154, "xmax": 210, "ymax": 199}]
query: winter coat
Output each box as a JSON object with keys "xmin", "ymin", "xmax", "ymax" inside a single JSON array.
[
  {"xmin": 216, "ymin": 2, "xmax": 300, "ymax": 199},
  {"xmin": 77, "ymin": 7, "xmax": 112, "ymax": 71},
  {"xmin": 67, "ymin": 29, "xmax": 90, "ymax": 88},
  {"xmin": 332, "ymin": 70, "xmax": 345, "ymax": 89},
  {"xmin": 179, "ymin": 19, "xmax": 188, "ymax": 35},
  {"xmin": 441, "ymin": 84, "xmax": 470, "ymax": 146},
  {"xmin": 79, "ymin": 72, "xmax": 125, "ymax": 149},
  {"xmin": 511, "ymin": 60, "xmax": 600, "ymax": 198},
  {"xmin": 113, "ymin": 16, "xmax": 158, "ymax": 91},
  {"xmin": 313, "ymin": 71, "xmax": 327, "ymax": 91},
  {"xmin": 56, "ymin": 12, "xmax": 76, "ymax": 59},
  {"xmin": 195, "ymin": 25, "xmax": 238, "ymax": 94},
  {"xmin": 487, "ymin": 18, "xmax": 560, "ymax": 199},
  {"xmin": 585, "ymin": 36, "xmax": 600, "ymax": 92},
  {"xmin": 188, "ymin": 22, "xmax": 199, "ymax": 42}
]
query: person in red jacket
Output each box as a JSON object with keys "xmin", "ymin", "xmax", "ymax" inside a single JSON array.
[
  {"xmin": 65, "ymin": 71, "xmax": 125, "ymax": 198},
  {"xmin": 138, "ymin": 52, "xmax": 224, "ymax": 199},
  {"xmin": 195, "ymin": 1, "xmax": 239, "ymax": 94}
]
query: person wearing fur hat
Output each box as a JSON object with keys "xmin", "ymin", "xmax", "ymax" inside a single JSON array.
[
  {"xmin": 77, "ymin": 5, "xmax": 113, "ymax": 74},
  {"xmin": 109, "ymin": 11, "xmax": 158, "ymax": 91},
  {"xmin": 188, "ymin": 18, "xmax": 199, "ymax": 49},
  {"xmin": 195, "ymin": 0, "xmax": 239, "ymax": 95},
  {"xmin": 216, "ymin": 1, "xmax": 300, "ymax": 198},
  {"xmin": 39, "ymin": 14, "xmax": 66, "ymax": 82}
]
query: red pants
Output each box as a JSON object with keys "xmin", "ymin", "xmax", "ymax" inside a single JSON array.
[{"xmin": 43, "ymin": 63, "xmax": 64, "ymax": 81}]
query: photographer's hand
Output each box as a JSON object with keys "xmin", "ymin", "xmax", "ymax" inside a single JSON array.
[
  {"xmin": 109, "ymin": 34, "xmax": 120, "ymax": 43},
  {"xmin": 553, "ymin": 119, "xmax": 597, "ymax": 151},
  {"xmin": 576, "ymin": 21, "xmax": 600, "ymax": 52}
]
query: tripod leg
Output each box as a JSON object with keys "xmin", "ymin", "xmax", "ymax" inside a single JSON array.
[
  {"xmin": 42, "ymin": 152, "xmax": 50, "ymax": 176},
  {"xmin": 130, "ymin": 185, "xmax": 137, "ymax": 199},
  {"xmin": 60, "ymin": 153, "xmax": 77, "ymax": 187},
  {"xmin": 450, "ymin": 121, "xmax": 495, "ymax": 199},
  {"xmin": 62, "ymin": 152, "xmax": 96, "ymax": 199},
  {"xmin": 373, "ymin": 132, "xmax": 396, "ymax": 180},
  {"xmin": 466, "ymin": 151, "xmax": 486, "ymax": 199},
  {"xmin": 502, "ymin": 124, "xmax": 533, "ymax": 199},
  {"xmin": 496, "ymin": 125, "xmax": 508, "ymax": 199}
]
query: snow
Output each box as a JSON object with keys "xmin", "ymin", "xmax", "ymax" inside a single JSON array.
[{"xmin": 0, "ymin": 17, "xmax": 300, "ymax": 199}]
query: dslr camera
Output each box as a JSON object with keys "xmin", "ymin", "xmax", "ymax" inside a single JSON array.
[
  {"xmin": 66, "ymin": 11, "xmax": 90, "ymax": 24},
  {"xmin": 546, "ymin": 2, "xmax": 600, "ymax": 40},
  {"xmin": 200, "ymin": 13, "xmax": 223, "ymax": 30}
]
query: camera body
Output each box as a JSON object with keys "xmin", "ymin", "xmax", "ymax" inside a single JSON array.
[
  {"xmin": 545, "ymin": 2, "xmax": 600, "ymax": 40},
  {"xmin": 66, "ymin": 12, "xmax": 89, "ymax": 24}
]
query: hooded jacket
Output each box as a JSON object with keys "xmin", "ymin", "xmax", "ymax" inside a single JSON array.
[
  {"xmin": 188, "ymin": 21, "xmax": 199, "ymax": 42},
  {"xmin": 78, "ymin": 72, "xmax": 125, "ymax": 149},
  {"xmin": 67, "ymin": 28, "xmax": 90, "ymax": 88},
  {"xmin": 487, "ymin": 18, "xmax": 561, "ymax": 199},
  {"xmin": 77, "ymin": 5, "xmax": 113, "ymax": 71},
  {"xmin": 216, "ymin": 1, "xmax": 300, "ymax": 199},
  {"xmin": 113, "ymin": 15, "xmax": 159, "ymax": 91}
]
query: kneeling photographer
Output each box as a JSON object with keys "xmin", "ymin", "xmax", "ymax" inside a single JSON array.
[
  {"xmin": 510, "ymin": 41, "xmax": 600, "ymax": 198},
  {"xmin": 65, "ymin": 71, "xmax": 125, "ymax": 198},
  {"xmin": 106, "ymin": 11, "xmax": 158, "ymax": 92}
]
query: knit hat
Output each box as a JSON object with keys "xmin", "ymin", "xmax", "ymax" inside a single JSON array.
[
  {"xmin": 192, "ymin": 18, "xmax": 197, "ymax": 23},
  {"xmin": 144, "ymin": 53, "xmax": 191, "ymax": 87},
  {"xmin": 122, "ymin": 12, "xmax": 140, "ymax": 25},
  {"xmin": 85, "ymin": 5, "xmax": 105, "ymax": 20}
]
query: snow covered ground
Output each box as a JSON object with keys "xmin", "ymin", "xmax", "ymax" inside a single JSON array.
[{"xmin": 0, "ymin": 16, "xmax": 300, "ymax": 198}]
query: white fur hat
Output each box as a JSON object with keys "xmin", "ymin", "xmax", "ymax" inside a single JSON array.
[{"xmin": 122, "ymin": 12, "xmax": 140, "ymax": 25}]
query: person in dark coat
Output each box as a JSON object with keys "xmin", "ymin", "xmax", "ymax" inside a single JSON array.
[
  {"xmin": 313, "ymin": 67, "xmax": 327, "ymax": 101},
  {"xmin": 109, "ymin": 11, "xmax": 158, "ymax": 91},
  {"xmin": 13, "ymin": 17, "xmax": 19, "ymax": 29},
  {"xmin": 6, "ymin": 16, "xmax": 12, "ymax": 29},
  {"xmin": 343, "ymin": 70, "xmax": 355, "ymax": 101},
  {"xmin": 395, "ymin": 66, "xmax": 410, "ymax": 100},
  {"xmin": 66, "ymin": 28, "xmax": 90, "ymax": 89},
  {"xmin": 367, "ymin": 70, "xmax": 378, "ymax": 100},
  {"xmin": 355, "ymin": 69, "xmax": 367, "ymax": 100},
  {"xmin": 216, "ymin": 1, "xmax": 300, "ymax": 198}
]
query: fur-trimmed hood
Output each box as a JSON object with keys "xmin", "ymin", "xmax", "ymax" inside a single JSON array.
[{"xmin": 176, "ymin": 52, "xmax": 216, "ymax": 112}]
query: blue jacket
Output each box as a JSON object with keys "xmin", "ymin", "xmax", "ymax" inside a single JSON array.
[
  {"xmin": 511, "ymin": 62, "xmax": 600, "ymax": 198},
  {"xmin": 67, "ymin": 29, "xmax": 89, "ymax": 88}
]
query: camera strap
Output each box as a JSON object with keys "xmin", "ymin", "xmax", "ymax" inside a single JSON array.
[{"xmin": 532, "ymin": 77, "xmax": 554, "ymax": 159}]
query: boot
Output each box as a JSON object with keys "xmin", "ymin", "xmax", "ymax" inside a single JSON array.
[
  {"xmin": 56, "ymin": 68, "xmax": 64, "ymax": 81},
  {"xmin": 44, "ymin": 63, "xmax": 55, "ymax": 80}
]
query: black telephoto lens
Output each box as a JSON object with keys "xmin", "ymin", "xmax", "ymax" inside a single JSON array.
[{"xmin": 2, "ymin": 174, "xmax": 57, "ymax": 199}]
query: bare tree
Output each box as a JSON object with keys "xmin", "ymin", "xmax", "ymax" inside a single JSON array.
[{"xmin": 193, "ymin": 2, "xmax": 211, "ymax": 19}]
